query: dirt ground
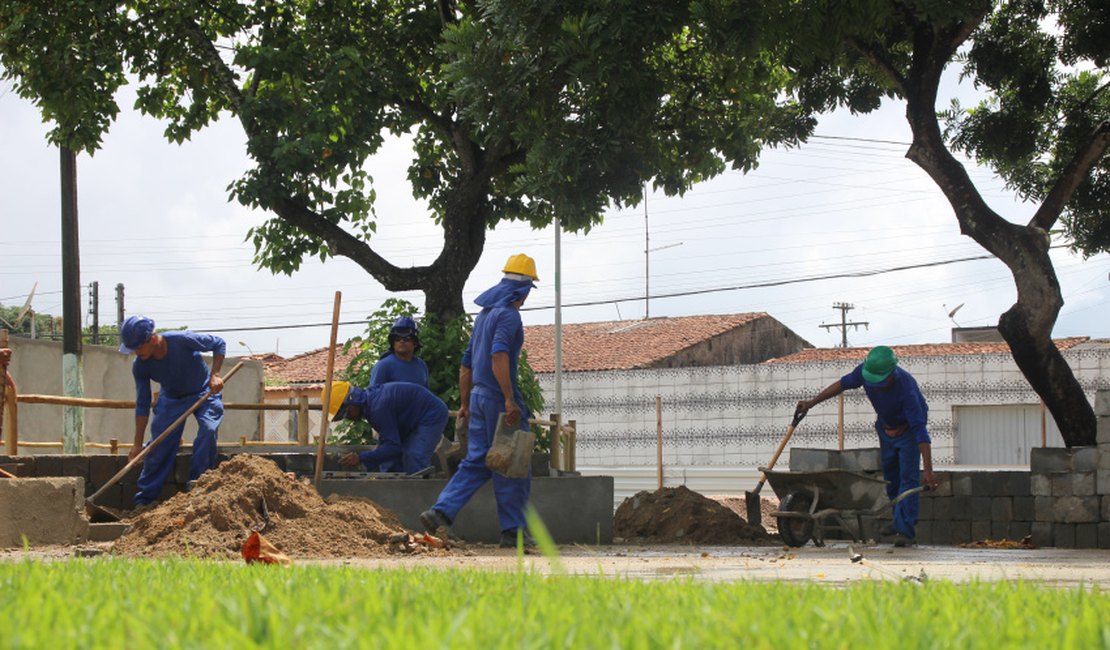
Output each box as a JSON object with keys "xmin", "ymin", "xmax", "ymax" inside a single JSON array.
[{"xmin": 4, "ymin": 455, "xmax": 1109, "ymax": 586}]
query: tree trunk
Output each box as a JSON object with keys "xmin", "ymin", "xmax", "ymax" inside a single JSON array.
[{"xmin": 898, "ymin": 38, "xmax": 1096, "ymax": 447}]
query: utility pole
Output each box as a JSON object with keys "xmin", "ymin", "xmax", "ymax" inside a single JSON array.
[
  {"xmin": 60, "ymin": 146, "xmax": 85, "ymax": 453},
  {"xmin": 820, "ymin": 302, "xmax": 868, "ymax": 348},
  {"xmin": 115, "ymin": 282, "xmax": 125, "ymax": 329},
  {"xmin": 88, "ymin": 281, "xmax": 99, "ymax": 344}
]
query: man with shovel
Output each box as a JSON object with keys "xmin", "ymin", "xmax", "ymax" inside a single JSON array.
[
  {"xmin": 795, "ymin": 345, "xmax": 938, "ymax": 547},
  {"xmin": 420, "ymin": 253, "xmax": 539, "ymax": 548},
  {"xmin": 120, "ymin": 315, "xmax": 227, "ymax": 507}
]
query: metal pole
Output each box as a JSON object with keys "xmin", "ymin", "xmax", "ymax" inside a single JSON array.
[
  {"xmin": 656, "ymin": 395, "xmax": 663, "ymax": 489},
  {"xmin": 554, "ymin": 216, "xmax": 563, "ymax": 427},
  {"xmin": 644, "ymin": 184, "xmax": 649, "ymax": 318}
]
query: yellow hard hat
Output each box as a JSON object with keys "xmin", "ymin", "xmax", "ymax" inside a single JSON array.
[
  {"xmin": 324, "ymin": 381, "xmax": 351, "ymax": 421},
  {"xmin": 502, "ymin": 253, "xmax": 539, "ymax": 281}
]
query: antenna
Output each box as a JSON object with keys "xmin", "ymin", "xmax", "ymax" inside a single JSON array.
[
  {"xmin": 944, "ymin": 302, "xmax": 965, "ymax": 327},
  {"xmin": 0, "ymin": 283, "xmax": 39, "ymax": 338}
]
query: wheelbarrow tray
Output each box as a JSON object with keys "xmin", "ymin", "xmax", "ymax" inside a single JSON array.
[{"xmin": 759, "ymin": 468, "xmax": 892, "ymax": 513}]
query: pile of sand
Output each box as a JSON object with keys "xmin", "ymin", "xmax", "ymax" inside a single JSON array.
[
  {"xmin": 613, "ymin": 485, "xmax": 777, "ymax": 545},
  {"xmin": 113, "ymin": 455, "xmax": 422, "ymax": 560}
]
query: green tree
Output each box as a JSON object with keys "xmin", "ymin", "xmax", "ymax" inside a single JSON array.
[
  {"xmin": 0, "ymin": 1, "xmax": 805, "ymax": 324},
  {"xmin": 460, "ymin": 0, "xmax": 1108, "ymax": 447}
]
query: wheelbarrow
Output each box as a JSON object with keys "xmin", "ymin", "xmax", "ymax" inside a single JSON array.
[{"xmin": 763, "ymin": 467, "xmax": 924, "ymax": 547}]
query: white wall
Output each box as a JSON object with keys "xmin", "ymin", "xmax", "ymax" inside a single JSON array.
[{"xmin": 539, "ymin": 347, "xmax": 1110, "ymax": 475}]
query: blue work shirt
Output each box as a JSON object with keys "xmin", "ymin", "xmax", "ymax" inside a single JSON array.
[
  {"xmin": 460, "ymin": 305, "xmax": 525, "ymax": 407},
  {"xmin": 346, "ymin": 382, "xmax": 448, "ymax": 467},
  {"xmin": 840, "ymin": 365, "xmax": 930, "ymax": 444},
  {"xmin": 132, "ymin": 331, "xmax": 226, "ymax": 416},
  {"xmin": 370, "ymin": 354, "xmax": 429, "ymax": 388}
]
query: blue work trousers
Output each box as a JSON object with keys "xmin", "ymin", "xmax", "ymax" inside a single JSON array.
[
  {"xmin": 432, "ymin": 389, "xmax": 531, "ymax": 532},
  {"xmin": 134, "ymin": 393, "xmax": 223, "ymax": 506},
  {"xmin": 877, "ymin": 423, "xmax": 921, "ymax": 538}
]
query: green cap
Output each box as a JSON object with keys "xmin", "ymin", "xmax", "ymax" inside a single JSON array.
[{"xmin": 862, "ymin": 346, "xmax": 897, "ymax": 384}]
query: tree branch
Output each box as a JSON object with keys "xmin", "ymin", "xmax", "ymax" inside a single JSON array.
[{"xmin": 1030, "ymin": 119, "xmax": 1110, "ymax": 230}]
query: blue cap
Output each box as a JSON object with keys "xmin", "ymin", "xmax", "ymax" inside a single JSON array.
[{"xmin": 119, "ymin": 315, "xmax": 155, "ymax": 353}]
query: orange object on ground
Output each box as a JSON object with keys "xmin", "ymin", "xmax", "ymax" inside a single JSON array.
[{"xmin": 242, "ymin": 531, "xmax": 292, "ymax": 566}]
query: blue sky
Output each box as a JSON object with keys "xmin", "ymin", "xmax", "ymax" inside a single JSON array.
[{"xmin": 3, "ymin": 76, "xmax": 1107, "ymax": 359}]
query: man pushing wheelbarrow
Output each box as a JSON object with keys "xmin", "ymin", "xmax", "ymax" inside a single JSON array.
[{"xmin": 795, "ymin": 345, "xmax": 939, "ymax": 547}]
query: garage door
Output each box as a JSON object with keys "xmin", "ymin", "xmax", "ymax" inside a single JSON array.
[{"xmin": 954, "ymin": 404, "xmax": 1065, "ymax": 465}]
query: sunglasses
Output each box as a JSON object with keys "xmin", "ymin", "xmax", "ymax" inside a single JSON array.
[{"xmin": 393, "ymin": 332, "xmax": 416, "ymax": 341}]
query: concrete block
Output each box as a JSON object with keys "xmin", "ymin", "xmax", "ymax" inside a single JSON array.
[
  {"xmin": 1030, "ymin": 473, "xmax": 1052, "ymax": 496},
  {"xmin": 0, "ymin": 477, "xmax": 89, "ymax": 547},
  {"xmin": 1003, "ymin": 471, "xmax": 1031, "ymax": 497},
  {"xmin": 35, "ymin": 455, "xmax": 63, "ymax": 477},
  {"xmin": 950, "ymin": 473, "xmax": 973, "ymax": 496},
  {"xmin": 1100, "ymin": 450, "xmax": 1110, "ymax": 470},
  {"xmin": 1010, "ymin": 521, "xmax": 1031, "ymax": 541},
  {"xmin": 1055, "ymin": 496, "xmax": 1100, "ymax": 523},
  {"xmin": 1031, "ymin": 448, "xmax": 1072, "ymax": 472},
  {"xmin": 1099, "ymin": 523, "xmax": 1110, "ymax": 550},
  {"xmin": 1075, "ymin": 523, "xmax": 1098, "ymax": 549},
  {"xmin": 990, "ymin": 520, "xmax": 1011, "ymax": 541},
  {"xmin": 317, "ymin": 475, "xmax": 615, "ymax": 544},
  {"xmin": 88, "ymin": 522, "xmax": 130, "ymax": 542},
  {"xmin": 928, "ymin": 472, "xmax": 953, "ymax": 497},
  {"xmin": 1095, "ymin": 390, "xmax": 1110, "ymax": 416},
  {"xmin": 1051, "ymin": 473, "xmax": 1073, "ymax": 497},
  {"xmin": 89, "ymin": 455, "xmax": 123, "ymax": 492},
  {"xmin": 1098, "ymin": 416, "xmax": 1110, "ymax": 445},
  {"xmin": 1013, "ymin": 496, "xmax": 1035, "ymax": 521},
  {"xmin": 950, "ymin": 496, "xmax": 971, "ymax": 520},
  {"xmin": 788, "ymin": 448, "xmax": 839, "ymax": 471},
  {"xmin": 990, "ymin": 497, "xmax": 1013, "ymax": 523},
  {"xmin": 60, "ymin": 456, "xmax": 90, "ymax": 482},
  {"xmin": 941, "ymin": 520, "xmax": 971, "ymax": 545},
  {"xmin": 918, "ymin": 497, "xmax": 933, "ymax": 521},
  {"xmin": 1073, "ymin": 447, "xmax": 1099, "ymax": 472},
  {"xmin": 840, "ymin": 448, "xmax": 880, "ymax": 472},
  {"xmin": 1073, "ymin": 471, "xmax": 1096, "ymax": 496},
  {"xmin": 1104, "ymin": 496, "xmax": 1110, "ymax": 521},
  {"xmin": 929, "ymin": 497, "xmax": 951, "ymax": 521},
  {"xmin": 1034, "ymin": 496, "xmax": 1056, "ymax": 522},
  {"xmin": 1031, "ymin": 521, "xmax": 1053, "ymax": 547},
  {"xmin": 970, "ymin": 520, "xmax": 993, "ymax": 542},
  {"xmin": 1054, "ymin": 523, "xmax": 1076, "ymax": 549},
  {"xmin": 970, "ymin": 473, "xmax": 995, "ymax": 496},
  {"xmin": 970, "ymin": 496, "xmax": 992, "ymax": 520}
]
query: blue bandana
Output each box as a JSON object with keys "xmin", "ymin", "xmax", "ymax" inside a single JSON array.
[{"xmin": 474, "ymin": 278, "xmax": 533, "ymax": 308}]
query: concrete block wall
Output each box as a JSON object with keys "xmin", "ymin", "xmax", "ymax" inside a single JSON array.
[{"xmin": 785, "ymin": 404, "xmax": 1110, "ymax": 549}]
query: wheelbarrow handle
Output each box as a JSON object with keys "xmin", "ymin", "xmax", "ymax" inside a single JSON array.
[{"xmin": 891, "ymin": 485, "xmax": 925, "ymax": 506}]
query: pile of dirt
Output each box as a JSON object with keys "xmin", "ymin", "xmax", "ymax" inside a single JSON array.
[
  {"xmin": 113, "ymin": 454, "xmax": 422, "ymax": 560},
  {"xmin": 711, "ymin": 494, "xmax": 780, "ymax": 533},
  {"xmin": 613, "ymin": 485, "xmax": 777, "ymax": 545}
]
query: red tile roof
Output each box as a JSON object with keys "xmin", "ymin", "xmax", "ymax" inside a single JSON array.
[
  {"xmin": 764, "ymin": 337, "xmax": 1089, "ymax": 364},
  {"xmin": 523, "ymin": 313, "xmax": 769, "ymax": 373},
  {"xmin": 265, "ymin": 346, "xmax": 362, "ymax": 384}
]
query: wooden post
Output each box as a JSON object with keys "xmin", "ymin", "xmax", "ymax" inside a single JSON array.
[
  {"xmin": 314, "ymin": 291, "xmax": 342, "ymax": 485},
  {"xmin": 296, "ymin": 395, "xmax": 310, "ymax": 445},
  {"xmin": 549, "ymin": 412, "xmax": 561, "ymax": 472},
  {"xmin": 837, "ymin": 393, "xmax": 845, "ymax": 450},
  {"xmin": 567, "ymin": 419, "xmax": 576, "ymax": 472},
  {"xmin": 109, "ymin": 439, "xmax": 118, "ymax": 455},
  {"xmin": 656, "ymin": 395, "xmax": 663, "ymax": 490},
  {"xmin": 239, "ymin": 436, "xmax": 247, "ymax": 448}
]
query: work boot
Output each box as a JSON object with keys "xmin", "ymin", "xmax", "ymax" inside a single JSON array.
[
  {"xmin": 419, "ymin": 509, "xmax": 460, "ymax": 541},
  {"xmin": 499, "ymin": 528, "xmax": 537, "ymax": 549},
  {"xmin": 892, "ymin": 534, "xmax": 915, "ymax": 548}
]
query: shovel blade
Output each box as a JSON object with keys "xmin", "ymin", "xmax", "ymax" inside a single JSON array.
[
  {"xmin": 744, "ymin": 491, "xmax": 762, "ymax": 526},
  {"xmin": 85, "ymin": 500, "xmax": 123, "ymax": 523}
]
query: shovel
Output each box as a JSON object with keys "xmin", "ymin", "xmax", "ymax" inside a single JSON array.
[
  {"xmin": 85, "ymin": 361, "xmax": 244, "ymax": 522},
  {"xmin": 744, "ymin": 406, "xmax": 806, "ymax": 525},
  {"xmin": 485, "ymin": 412, "xmax": 535, "ymax": 479}
]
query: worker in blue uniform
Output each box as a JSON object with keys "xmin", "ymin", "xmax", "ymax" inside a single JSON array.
[
  {"xmin": 329, "ymin": 380, "xmax": 448, "ymax": 474},
  {"xmin": 420, "ymin": 253, "xmax": 540, "ymax": 548},
  {"xmin": 120, "ymin": 315, "xmax": 227, "ymax": 507},
  {"xmin": 796, "ymin": 345, "xmax": 939, "ymax": 546},
  {"xmin": 369, "ymin": 316, "xmax": 429, "ymax": 387}
]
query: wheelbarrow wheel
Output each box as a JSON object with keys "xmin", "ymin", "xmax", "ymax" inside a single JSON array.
[{"xmin": 778, "ymin": 492, "xmax": 815, "ymax": 548}]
